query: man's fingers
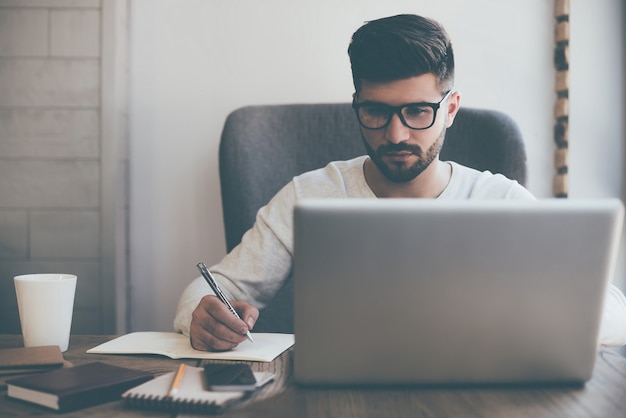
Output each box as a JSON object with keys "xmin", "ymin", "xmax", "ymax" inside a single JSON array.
[
  {"xmin": 189, "ymin": 295, "xmax": 254, "ymax": 351},
  {"xmin": 190, "ymin": 312, "xmax": 245, "ymax": 352},
  {"xmin": 190, "ymin": 325, "xmax": 243, "ymax": 352},
  {"xmin": 203, "ymin": 297, "xmax": 251, "ymax": 335},
  {"xmin": 232, "ymin": 301, "xmax": 259, "ymax": 331}
]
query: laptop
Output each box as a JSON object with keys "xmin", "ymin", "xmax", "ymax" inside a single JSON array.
[{"xmin": 293, "ymin": 198, "xmax": 624, "ymax": 386}]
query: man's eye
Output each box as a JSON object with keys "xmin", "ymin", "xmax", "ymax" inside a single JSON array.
[
  {"xmin": 363, "ymin": 106, "xmax": 388, "ymax": 118},
  {"xmin": 403, "ymin": 106, "xmax": 429, "ymax": 117}
]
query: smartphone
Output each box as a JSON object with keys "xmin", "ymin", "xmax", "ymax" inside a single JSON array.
[{"xmin": 203, "ymin": 364, "xmax": 257, "ymax": 391}]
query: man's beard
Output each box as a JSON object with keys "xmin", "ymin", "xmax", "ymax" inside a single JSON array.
[{"xmin": 362, "ymin": 127, "xmax": 446, "ymax": 183}]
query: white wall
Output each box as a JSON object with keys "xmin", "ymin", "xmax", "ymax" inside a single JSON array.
[
  {"xmin": 569, "ymin": 0, "xmax": 624, "ymax": 288},
  {"xmin": 128, "ymin": 0, "xmax": 624, "ymax": 331},
  {"xmin": 569, "ymin": 1, "xmax": 623, "ymax": 198}
]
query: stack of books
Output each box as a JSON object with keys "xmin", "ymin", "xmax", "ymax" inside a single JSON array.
[{"xmin": 6, "ymin": 361, "xmax": 153, "ymax": 412}]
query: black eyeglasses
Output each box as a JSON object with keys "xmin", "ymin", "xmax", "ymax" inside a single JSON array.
[{"xmin": 352, "ymin": 90, "xmax": 453, "ymax": 130}]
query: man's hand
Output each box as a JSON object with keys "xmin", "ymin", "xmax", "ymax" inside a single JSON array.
[{"xmin": 190, "ymin": 295, "xmax": 259, "ymax": 351}]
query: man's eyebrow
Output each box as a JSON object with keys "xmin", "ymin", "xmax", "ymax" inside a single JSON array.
[
  {"xmin": 355, "ymin": 100, "xmax": 387, "ymax": 105},
  {"xmin": 355, "ymin": 100, "xmax": 436, "ymax": 106}
]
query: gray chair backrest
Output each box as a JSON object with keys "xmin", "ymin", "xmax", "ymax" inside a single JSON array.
[{"xmin": 219, "ymin": 103, "xmax": 527, "ymax": 332}]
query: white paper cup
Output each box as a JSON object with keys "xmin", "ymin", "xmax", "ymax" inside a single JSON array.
[{"xmin": 14, "ymin": 274, "xmax": 77, "ymax": 352}]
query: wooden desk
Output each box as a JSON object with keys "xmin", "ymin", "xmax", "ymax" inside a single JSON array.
[{"xmin": 1, "ymin": 334, "xmax": 625, "ymax": 417}]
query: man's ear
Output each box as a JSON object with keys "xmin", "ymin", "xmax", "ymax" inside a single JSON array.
[{"xmin": 445, "ymin": 91, "xmax": 461, "ymax": 128}]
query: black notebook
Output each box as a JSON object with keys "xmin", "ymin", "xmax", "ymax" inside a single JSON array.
[
  {"xmin": 6, "ymin": 361, "xmax": 153, "ymax": 412},
  {"xmin": 122, "ymin": 366, "xmax": 274, "ymax": 414}
]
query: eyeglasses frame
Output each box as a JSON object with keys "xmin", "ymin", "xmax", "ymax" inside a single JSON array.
[{"xmin": 352, "ymin": 89, "xmax": 454, "ymax": 131}]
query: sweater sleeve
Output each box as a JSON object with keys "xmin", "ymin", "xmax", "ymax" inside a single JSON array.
[
  {"xmin": 173, "ymin": 182, "xmax": 297, "ymax": 336},
  {"xmin": 598, "ymin": 283, "xmax": 626, "ymax": 346}
]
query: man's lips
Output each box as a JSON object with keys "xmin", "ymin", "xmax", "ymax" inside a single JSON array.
[{"xmin": 384, "ymin": 151, "xmax": 413, "ymax": 160}]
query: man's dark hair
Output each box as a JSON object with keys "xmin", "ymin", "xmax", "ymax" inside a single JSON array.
[{"xmin": 348, "ymin": 14, "xmax": 455, "ymax": 94}]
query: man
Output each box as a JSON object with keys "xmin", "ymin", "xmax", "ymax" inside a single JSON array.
[{"xmin": 174, "ymin": 14, "xmax": 626, "ymax": 351}]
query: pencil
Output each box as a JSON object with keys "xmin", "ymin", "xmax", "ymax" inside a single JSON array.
[{"xmin": 167, "ymin": 363, "xmax": 186, "ymax": 398}]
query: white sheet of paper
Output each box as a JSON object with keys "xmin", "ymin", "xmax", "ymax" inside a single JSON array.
[{"xmin": 87, "ymin": 332, "xmax": 294, "ymax": 362}]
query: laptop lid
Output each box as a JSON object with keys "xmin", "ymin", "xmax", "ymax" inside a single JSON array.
[{"xmin": 293, "ymin": 198, "xmax": 624, "ymax": 385}]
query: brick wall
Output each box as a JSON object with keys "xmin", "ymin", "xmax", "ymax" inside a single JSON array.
[{"xmin": 0, "ymin": 0, "xmax": 120, "ymax": 334}]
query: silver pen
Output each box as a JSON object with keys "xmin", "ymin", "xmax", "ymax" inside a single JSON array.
[{"xmin": 196, "ymin": 262, "xmax": 254, "ymax": 343}]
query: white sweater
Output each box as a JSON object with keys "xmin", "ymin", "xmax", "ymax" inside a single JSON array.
[{"xmin": 174, "ymin": 156, "xmax": 626, "ymax": 345}]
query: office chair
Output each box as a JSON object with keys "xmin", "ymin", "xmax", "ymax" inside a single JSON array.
[{"xmin": 219, "ymin": 103, "xmax": 528, "ymax": 332}]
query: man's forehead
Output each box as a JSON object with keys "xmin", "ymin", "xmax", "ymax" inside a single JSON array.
[{"xmin": 357, "ymin": 74, "xmax": 441, "ymax": 104}]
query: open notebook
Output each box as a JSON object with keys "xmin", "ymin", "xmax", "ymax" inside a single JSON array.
[{"xmin": 87, "ymin": 332, "xmax": 294, "ymax": 362}]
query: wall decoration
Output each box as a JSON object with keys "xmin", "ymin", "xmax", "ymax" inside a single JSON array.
[{"xmin": 554, "ymin": 0, "xmax": 569, "ymax": 197}]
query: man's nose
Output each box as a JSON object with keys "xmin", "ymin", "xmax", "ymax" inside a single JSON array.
[{"xmin": 384, "ymin": 112, "xmax": 410, "ymax": 144}]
